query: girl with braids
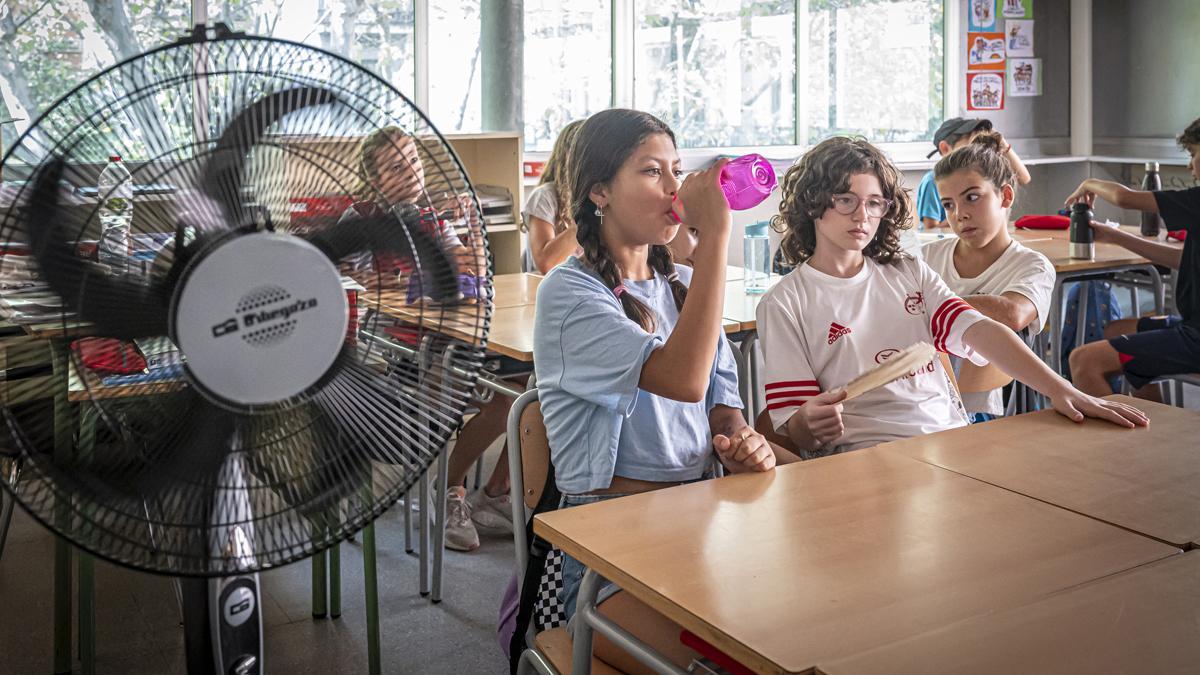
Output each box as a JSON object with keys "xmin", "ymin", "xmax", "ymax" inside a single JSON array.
[
  {"xmin": 756, "ymin": 137, "xmax": 1146, "ymax": 459},
  {"xmin": 522, "ymin": 119, "xmax": 585, "ymax": 273},
  {"xmin": 533, "ymin": 109, "xmax": 797, "ymax": 671},
  {"xmin": 924, "ymin": 131, "xmax": 1055, "ymax": 422}
]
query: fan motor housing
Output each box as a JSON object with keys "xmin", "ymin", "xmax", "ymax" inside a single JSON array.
[{"xmin": 172, "ymin": 231, "xmax": 348, "ymax": 407}]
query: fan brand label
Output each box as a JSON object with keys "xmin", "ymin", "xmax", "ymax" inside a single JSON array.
[
  {"xmin": 243, "ymin": 298, "xmax": 318, "ymax": 327},
  {"xmin": 210, "ymin": 285, "xmax": 319, "ymax": 343}
]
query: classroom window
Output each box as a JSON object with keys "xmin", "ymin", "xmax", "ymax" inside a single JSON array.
[
  {"xmin": 207, "ymin": 0, "xmax": 417, "ymax": 100},
  {"xmin": 804, "ymin": 0, "xmax": 944, "ymax": 144},
  {"xmin": 0, "ymin": 0, "xmax": 194, "ymax": 157},
  {"xmin": 633, "ymin": 0, "xmax": 796, "ymax": 149},
  {"xmin": 523, "ymin": 0, "xmax": 612, "ymax": 152},
  {"xmin": 428, "ymin": 0, "xmax": 483, "ymax": 133}
]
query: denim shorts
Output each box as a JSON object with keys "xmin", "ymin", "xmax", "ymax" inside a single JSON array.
[{"xmin": 557, "ymin": 493, "xmax": 629, "ymax": 629}]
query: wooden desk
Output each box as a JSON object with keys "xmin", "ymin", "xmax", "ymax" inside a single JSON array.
[
  {"xmin": 534, "ymin": 449, "xmax": 1176, "ymax": 674},
  {"xmin": 883, "ymin": 395, "xmax": 1200, "ymax": 548},
  {"xmin": 488, "ymin": 272, "xmax": 543, "ymax": 308},
  {"xmin": 67, "ymin": 357, "xmax": 184, "ymax": 402},
  {"xmin": 1020, "ymin": 237, "xmax": 1159, "ymax": 274},
  {"xmin": 722, "ymin": 276, "xmax": 782, "ymax": 331},
  {"xmin": 821, "ymin": 551, "xmax": 1200, "ymax": 674}
]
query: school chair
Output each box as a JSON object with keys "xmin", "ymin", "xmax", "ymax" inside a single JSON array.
[
  {"xmin": 1128, "ymin": 372, "xmax": 1200, "ymax": 408},
  {"xmin": 506, "ymin": 388, "xmax": 629, "ymax": 674},
  {"xmin": 955, "ymin": 362, "xmax": 1013, "ymax": 394}
]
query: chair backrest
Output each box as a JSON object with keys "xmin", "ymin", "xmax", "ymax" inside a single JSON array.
[
  {"xmin": 506, "ymin": 388, "xmax": 544, "ymax": 577},
  {"xmin": 955, "ymin": 361, "xmax": 1013, "ymax": 394}
]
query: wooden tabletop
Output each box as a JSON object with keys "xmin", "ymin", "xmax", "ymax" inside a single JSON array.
[
  {"xmin": 820, "ymin": 550, "xmax": 1200, "ymax": 674},
  {"xmin": 67, "ymin": 357, "xmax": 184, "ymax": 402},
  {"xmin": 882, "ymin": 395, "xmax": 1200, "ymax": 548},
  {"xmin": 533, "ymin": 448, "xmax": 1176, "ymax": 674},
  {"xmin": 723, "ymin": 276, "xmax": 783, "ymax": 331},
  {"xmin": 1017, "ymin": 237, "xmax": 1160, "ymax": 274},
  {"xmin": 488, "ymin": 272, "xmax": 543, "ymax": 308}
]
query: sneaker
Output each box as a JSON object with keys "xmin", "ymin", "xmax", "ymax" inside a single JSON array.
[
  {"xmin": 469, "ymin": 489, "xmax": 514, "ymax": 533},
  {"xmin": 444, "ymin": 487, "xmax": 480, "ymax": 551}
]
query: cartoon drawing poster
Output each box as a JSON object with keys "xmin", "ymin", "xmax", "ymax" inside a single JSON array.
[
  {"xmin": 1001, "ymin": 0, "xmax": 1033, "ymax": 20},
  {"xmin": 1008, "ymin": 58, "xmax": 1041, "ymax": 96},
  {"xmin": 1006, "ymin": 19, "xmax": 1034, "ymax": 57},
  {"xmin": 967, "ymin": 32, "xmax": 1006, "ymax": 71},
  {"xmin": 968, "ymin": 0, "xmax": 997, "ymax": 31},
  {"xmin": 967, "ymin": 72, "xmax": 1005, "ymax": 110}
]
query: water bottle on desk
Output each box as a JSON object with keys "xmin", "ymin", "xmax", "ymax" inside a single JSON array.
[
  {"xmin": 1140, "ymin": 162, "xmax": 1163, "ymax": 237},
  {"xmin": 96, "ymin": 155, "xmax": 133, "ymax": 273},
  {"xmin": 744, "ymin": 221, "xmax": 771, "ymax": 294},
  {"xmin": 1069, "ymin": 202, "xmax": 1094, "ymax": 260}
]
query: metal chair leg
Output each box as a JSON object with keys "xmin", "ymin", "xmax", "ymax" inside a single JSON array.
[
  {"xmin": 403, "ymin": 489, "xmax": 414, "ymax": 554},
  {"xmin": 362, "ymin": 522, "xmax": 381, "ymax": 675},
  {"xmin": 432, "ymin": 443, "xmax": 450, "ymax": 603},
  {"xmin": 418, "ymin": 473, "xmax": 430, "ymax": 596}
]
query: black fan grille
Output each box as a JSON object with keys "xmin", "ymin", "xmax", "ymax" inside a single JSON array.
[{"xmin": 0, "ymin": 29, "xmax": 493, "ymax": 576}]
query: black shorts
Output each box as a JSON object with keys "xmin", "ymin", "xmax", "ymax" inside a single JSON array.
[{"xmin": 1108, "ymin": 316, "xmax": 1200, "ymax": 389}]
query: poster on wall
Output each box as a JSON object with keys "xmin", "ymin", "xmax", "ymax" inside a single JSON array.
[
  {"xmin": 1006, "ymin": 19, "xmax": 1034, "ymax": 56},
  {"xmin": 968, "ymin": 0, "xmax": 997, "ymax": 31},
  {"xmin": 967, "ymin": 72, "xmax": 1005, "ymax": 110},
  {"xmin": 967, "ymin": 32, "xmax": 1006, "ymax": 70},
  {"xmin": 1008, "ymin": 58, "xmax": 1041, "ymax": 96},
  {"xmin": 1001, "ymin": 0, "xmax": 1033, "ymax": 19}
]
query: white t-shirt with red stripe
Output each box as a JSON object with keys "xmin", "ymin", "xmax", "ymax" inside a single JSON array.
[{"xmin": 756, "ymin": 255, "xmax": 988, "ymax": 456}]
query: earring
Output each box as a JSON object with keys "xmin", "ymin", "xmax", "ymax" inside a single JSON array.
[{"xmin": 594, "ymin": 204, "xmax": 604, "ymax": 223}]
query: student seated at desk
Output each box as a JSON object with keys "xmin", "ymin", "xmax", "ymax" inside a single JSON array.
[
  {"xmin": 756, "ymin": 137, "xmax": 1146, "ymax": 459},
  {"xmin": 924, "ymin": 132, "xmax": 1055, "ymax": 422},
  {"xmin": 534, "ymin": 109, "xmax": 798, "ymax": 672},
  {"xmin": 1067, "ymin": 117, "xmax": 1200, "ymax": 399},
  {"xmin": 522, "ymin": 120, "xmax": 585, "ymax": 274},
  {"xmin": 350, "ymin": 126, "xmax": 508, "ymax": 551},
  {"xmin": 345, "ymin": 125, "xmax": 485, "ymax": 287}
]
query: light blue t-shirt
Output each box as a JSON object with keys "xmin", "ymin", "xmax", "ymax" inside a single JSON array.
[
  {"xmin": 915, "ymin": 170, "xmax": 945, "ymax": 226},
  {"xmin": 533, "ymin": 256, "xmax": 743, "ymax": 494}
]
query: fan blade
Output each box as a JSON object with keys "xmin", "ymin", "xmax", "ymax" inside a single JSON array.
[
  {"xmin": 24, "ymin": 158, "xmax": 170, "ymax": 338},
  {"xmin": 304, "ymin": 203, "xmax": 459, "ymax": 302},
  {"xmin": 201, "ymin": 86, "xmax": 341, "ymax": 226}
]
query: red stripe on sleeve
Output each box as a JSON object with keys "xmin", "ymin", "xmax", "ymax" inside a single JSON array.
[
  {"xmin": 766, "ymin": 398, "xmax": 812, "ymax": 411},
  {"xmin": 765, "ymin": 380, "xmax": 819, "ymax": 390}
]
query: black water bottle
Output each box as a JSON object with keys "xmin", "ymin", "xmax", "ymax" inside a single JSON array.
[
  {"xmin": 1070, "ymin": 202, "xmax": 1094, "ymax": 260},
  {"xmin": 1140, "ymin": 162, "xmax": 1164, "ymax": 237}
]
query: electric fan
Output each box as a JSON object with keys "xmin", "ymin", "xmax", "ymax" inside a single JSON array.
[{"xmin": 0, "ymin": 23, "xmax": 493, "ymax": 674}]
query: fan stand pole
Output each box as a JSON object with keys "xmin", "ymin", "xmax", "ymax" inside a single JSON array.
[{"xmin": 182, "ymin": 578, "xmax": 219, "ymax": 675}]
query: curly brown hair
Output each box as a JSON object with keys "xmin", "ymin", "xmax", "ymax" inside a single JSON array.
[
  {"xmin": 772, "ymin": 136, "xmax": 912, "ymax": 266},
  {"xmin": 1178, "ymin": 117, "xmax": 1200, "ymax": 150}
]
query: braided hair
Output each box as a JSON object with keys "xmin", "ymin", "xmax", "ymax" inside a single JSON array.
[{"xmin": 569, "ymin": 109, "xmax": 688, "ymax": 332}]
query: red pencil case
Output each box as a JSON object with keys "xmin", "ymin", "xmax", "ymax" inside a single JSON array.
[
  {"xmin": 71, "ymin": 337, "xmax": 147, "ymax": 374},
  {"xmin": 1014, "ymin": 214, "xmax": 1069, "ymax": 230}
]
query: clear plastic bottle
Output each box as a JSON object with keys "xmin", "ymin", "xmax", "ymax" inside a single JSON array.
[
  {"xmin": 97, "ymin": 155, "xmax": 133, "ymax": 272},
  {"xmin": 744, "ymin": 220, "xmax": 771, "ymax": 294}
]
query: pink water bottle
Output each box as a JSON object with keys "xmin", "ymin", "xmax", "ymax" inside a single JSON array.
[
  {"xmin": 720, "ymin": 154, "xmax": 777, "ymax": 210},
  {"xmin": 670, "ymin": 154, "xmax": 777, "ymax": 223}
]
